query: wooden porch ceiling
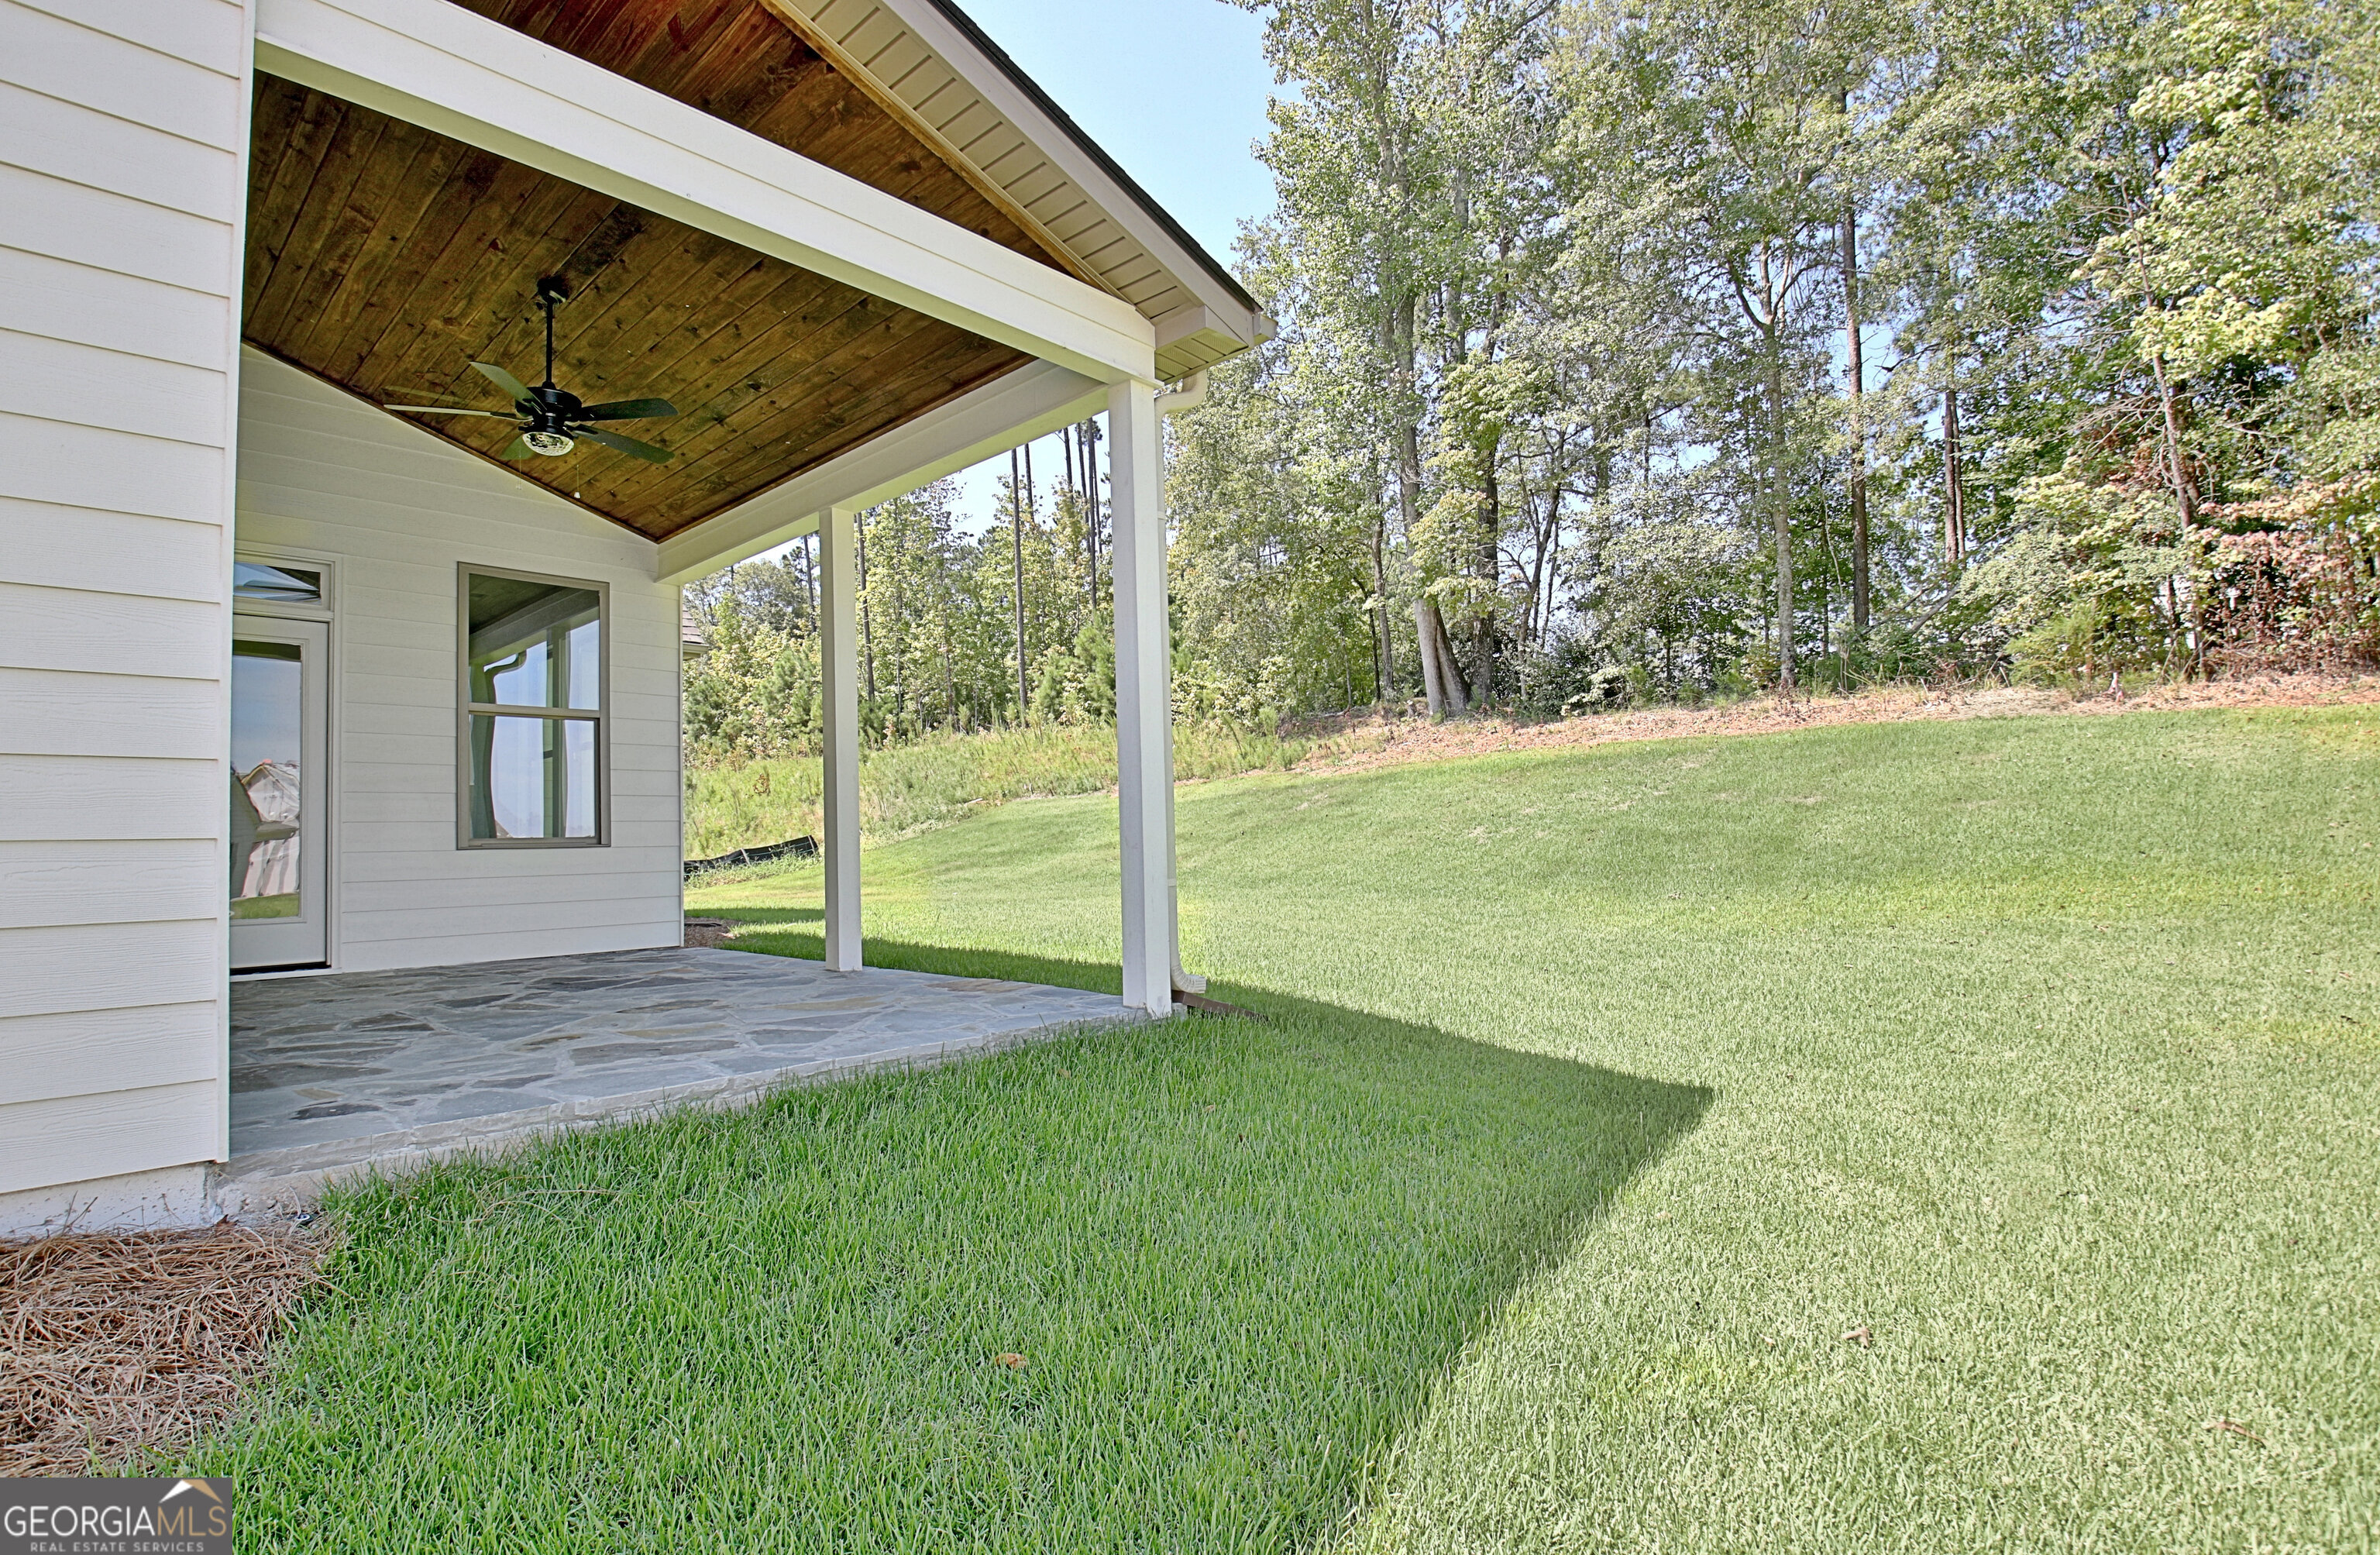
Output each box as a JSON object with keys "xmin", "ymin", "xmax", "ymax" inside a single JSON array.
[{"xmin": 241, "ymin": 0, "xmax": 1092, "ymax": 542}]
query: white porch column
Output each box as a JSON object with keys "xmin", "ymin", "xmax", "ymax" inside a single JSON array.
[
  {"xmin": 818, "ymin": 504, "xmax": 863, "ymax": 972},
  {"xmin": 1109, "ymin": 380, "xmax": 1178, "ymax": 1017}
]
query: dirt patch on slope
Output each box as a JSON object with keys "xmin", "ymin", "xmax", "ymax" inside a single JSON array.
[
  {"xmin": 2, "ymin": 1226, "xmax": 328, "ymax": 1476},
  {"xmin": 1288, "ymin": 673, "xmax": 2380, "ymax": 776}
]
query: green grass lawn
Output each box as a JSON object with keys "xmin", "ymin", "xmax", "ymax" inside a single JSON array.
[{"xmin": 199, "ymin": 706, "xmax": 2376, "ymax": 1550}]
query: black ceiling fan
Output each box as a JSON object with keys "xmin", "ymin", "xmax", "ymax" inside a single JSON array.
[{"xmin": 384, "ymin": 277, "xmax": 678, "ymax": 463}]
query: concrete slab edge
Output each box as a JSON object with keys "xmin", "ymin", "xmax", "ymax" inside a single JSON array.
[{"xmin": 210, "ymin": 1013, "xmax": 1137, "ymax": 1223}]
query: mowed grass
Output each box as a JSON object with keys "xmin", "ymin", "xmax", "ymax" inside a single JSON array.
[
  {"xmin": 689, "ymin": 705, "xmax": 2380, "ymax": 1550},
  {"xmin": 191, "ymin": 987, "xmax": 1703, "ymax": 1547},
  {"xmin": 195, "ymin": 706, "xmax": 2376, "ymax": 1550}
]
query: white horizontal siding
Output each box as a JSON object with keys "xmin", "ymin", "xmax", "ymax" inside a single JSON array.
[
  {"xmin": 331, "ymin": 819, "xmax": 681, "ymax": 856},
  {"xmin": 0, "ymin": 164, "xmax": 236, "ymax": 295},
  {"xmin": 0, "ymin": 838, "xmax": 219, "ymax": 930},
  {"xmin": 0, "ymin": 408, "xmax": 227, "ymax": 521},
  {"xmin": 0, "ymin": 1002, "xmax": 218, "ymax": 1107},
  {"xmin": 10, "ymin": 0, "xmax": 249, "ymax": 85},
  {"xmin": 0, "ymin": 78, "xmax": 242, "ymax": 219},
  {"xmin": 335, "ymin": 845, "xmax": 679, "ymax": 885},
  {"xmin": 0, "ymin": 755, "xmax": 221, "ymax": 841},
  {"xmin": 0, "ymin": 580, "xmax": 226, "ymax": 678},
  {"xmin": 0, "ymin": 666, "xmax": 222, "ymax": 756},
  {"xmin": 0, "ymin": 329, "xmax": 229, "ymax": 446},
  {"xmin": 0, "ymin": 0, "xmax": 247, "ymax": 1195},
  {"xmin": 0, "ymin": 919, "xmax": 221, "ymax": 1021},
  {"xmin": 236, "ymin": 350, "xmax": 683, "ymax": 978},
  {"xmin": 0, "ymin": 497, "xmax": 224, "ymax": 600},
  {"xmin": 0, "ymin": 248, "xmax": 232, "ymax": 372},
  {"xmin": 0, "ymin": 0, "xmax": 245, "ymax": 151},
  {"xmin": 0, "ymin": 1081, "xmax": 219, "ymax": 1196},
  {"xmin": 319, "ymin": 921, "xmax": 681, "ymax": 968}
]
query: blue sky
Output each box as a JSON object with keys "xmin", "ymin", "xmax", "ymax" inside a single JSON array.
[
  {"xmin": 827, "ymin": 0, "xmax": 1280, "ymax": 545},
  {"xmin": 955, "ymin": 0, "xmax": 1277, "ymax": 269}
]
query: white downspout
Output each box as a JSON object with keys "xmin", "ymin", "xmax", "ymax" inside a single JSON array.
[{"xmin": 1154, "ymin": 367, "xmax": 1210, "ymax": 416}]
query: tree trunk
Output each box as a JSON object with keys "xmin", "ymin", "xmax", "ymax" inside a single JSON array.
[
  {"xmin": 1009, "ymin": 447, "xmax": 1029, "ymax": 721},
  {"xmin": 1842, "ymin": 198, "xmax": 1870, "ymax": 636},
  {"xmin": 1943, "ymin": 384, "xmax": 1966, "ymax": 566},
  {"xmin": 1081, "ymin": 418, "xmax": 1103, "ymax": 610},
  {"xmin": 1413, "ymin": 600, "xmax": 1446, "ymax": 714},
  {"xmin": 1473, "ymin": 443, "xmax": 1500, "ymax": 704},
  {"xmin": 2151, "ymin": 353, "xmax": 2198, "ymax": 529},
  {"xmin": 1390, "ymin": 291, "xmax": 1467, "ymax": 714},
  {"xmin": 1414, "ymin": 597, "xmax": 1467, "ymax": 716},
  {"xmin": 1433, "ymin": 603, "xmax": 1470, "ymax": 713},
  {"xmin": 857, "ymin": 511, "xmax": 877, "ymax": 703},
  {"xmin": 940, "ymin": 601, "xmax": 957, "ymax": 731},
  {"xmin": 1768, "ymin": 349, "xmax": 1795, "ymax": 696},
  {"xmin": 1370, "ymin": 504, "xmax": 1395, "ymax": 703}
]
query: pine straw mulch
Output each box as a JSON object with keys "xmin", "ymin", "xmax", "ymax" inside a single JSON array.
[
  {"xmin": 2, "ymin": 1224, "xmax": 330, "ymax": 1477},
  {"xmin": 1285, "ymin": 672, "xmax": 2380, "ymax": 776}
]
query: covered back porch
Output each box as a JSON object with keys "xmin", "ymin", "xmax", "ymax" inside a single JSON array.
[{"xmin": 219, "ymin": 948, "xmax": 1126, "ymax": 1211}]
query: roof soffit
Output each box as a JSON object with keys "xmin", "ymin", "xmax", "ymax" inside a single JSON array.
[{"xmin": 456, "ymin": 0, "xmax": 1269, "ymax": 380}]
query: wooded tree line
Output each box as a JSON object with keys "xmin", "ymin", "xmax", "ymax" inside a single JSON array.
[
  {"xmin": 683, "ymin": 428, "xmax": 1124, "ymax": 759},
  {"xmin": 1178, "ymin": 0, "xmax": 2380, "ymax": 717},
  {"xmin": 690, "ymin": 0, "xmax": 2380, "ymax": 758}
]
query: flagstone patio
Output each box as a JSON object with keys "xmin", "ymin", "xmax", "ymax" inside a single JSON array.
[{"xmin": 218, "ymin": 948, "xmax": 1129, "ymax": 1207}]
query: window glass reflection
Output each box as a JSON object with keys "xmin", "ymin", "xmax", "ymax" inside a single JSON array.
[
  {"xmin": 230, "ymin": 640, "xmax": 302, "ymax": 918},
  {"xmin": 466, "ymin": 574, "xmax": 600, "ymax": 710},
  {"xmin": 467, "ymin": 714, "xmax": 597, "ymax": 840},
  {"xmin": 233, "ymin": 562, "xmax": 322, "ymax": 605}
]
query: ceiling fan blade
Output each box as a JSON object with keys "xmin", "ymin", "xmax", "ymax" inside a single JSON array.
[
  {"xmin": 574, "ymin": 425, "xmax": 674, "ymax": 463},
  {"xmin": 573, "ymin": 397, "xmax": 679, "ymax": 421},
  {"xmin": 471, "ymin": 361, "xmax": 533, "ymax": 402},
  {"xmin": 501, "ymin": 435, "xmax": 535, "ymax": 460},
  {"xmin": 384, "ymin": 404, "xmax": 507, "ymax": 418}
]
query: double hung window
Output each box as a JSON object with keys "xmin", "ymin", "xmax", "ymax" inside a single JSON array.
[{"xmin": 459, "ymin": 568, "xmax": 607, "ymax": 845}]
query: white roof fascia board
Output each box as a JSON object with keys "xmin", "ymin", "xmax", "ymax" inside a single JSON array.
[
  {"xmin": 655, "ymin": 359, "xmax": 1106, "ymax": 585},
  {"xmin": 253, "ymin": 0, "xmax": 1155, "ymax": 384},
  {"xmin": 803, "ymin": 0, "xmax": 1267, "ymax": 352}
]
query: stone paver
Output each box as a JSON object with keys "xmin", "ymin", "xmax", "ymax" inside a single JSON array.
[{"xmin": 225, "ymin": 948, "xmax": 1129, "ymax": 1185}]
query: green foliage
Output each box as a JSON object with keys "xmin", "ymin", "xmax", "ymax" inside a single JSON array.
[
  {"xmin": 1161, "ymin": 0, "xmax": 2380, "ymax": 714},
  {"xmin": 683, "ymin": 0, "xmax": 2380, "ymax": 769},
  {"xmin": 682, "ymin": 597, "xmax": 820, "ymax": 762},
  {"xmin": 683, "ymin": 721, "xmax": 1313, "ymax": 857}
]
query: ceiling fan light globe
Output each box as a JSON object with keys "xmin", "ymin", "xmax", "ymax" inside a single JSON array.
[{"xmin": 521, "ymin": 429, "xmax": 576, "ymax": 456}]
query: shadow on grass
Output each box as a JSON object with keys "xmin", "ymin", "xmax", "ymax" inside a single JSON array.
[{"xmin": 201, "ymin": 931, "xmax": 1708, "ymax": 1553}]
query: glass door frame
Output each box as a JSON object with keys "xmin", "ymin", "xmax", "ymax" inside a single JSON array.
[{"xmin": 229, "ymin": 614, "xmax": 330, "ymax": 971}]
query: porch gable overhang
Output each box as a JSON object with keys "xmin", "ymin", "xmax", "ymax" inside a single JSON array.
[
  {"xmin": 255, "ymin": 0, "xmax": 1157, "ymax": 383},
  {"xmin": 243, "ymin": 0, "xmax": 1269, "ymax": 556}
]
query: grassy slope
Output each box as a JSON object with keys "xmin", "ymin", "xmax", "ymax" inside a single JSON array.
[
  {"xmin": 690, "ymin": 706, "xmax": 2379, "ymax": 1550},
  {"xmin": 200, "ymin": 707, "xmax": 2376, "ymax": 1550},
  {"xmin": 684, "ymin": 722, "xmax": 1309, "ymax": 856}
]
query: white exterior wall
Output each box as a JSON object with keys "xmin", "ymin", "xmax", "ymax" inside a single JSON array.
[
  {"xmin": 236, "ymin": 351, "xmax": 684, "ymax": 972},
  {"xmin": 0, "ymin": 0, "xmax": 253, "ymax": 1195}
]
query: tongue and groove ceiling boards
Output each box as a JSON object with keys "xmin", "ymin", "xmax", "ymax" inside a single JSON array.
[{"xmin": 241, "ymin": 0, "xmax": 1267, "ymax": 542}]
